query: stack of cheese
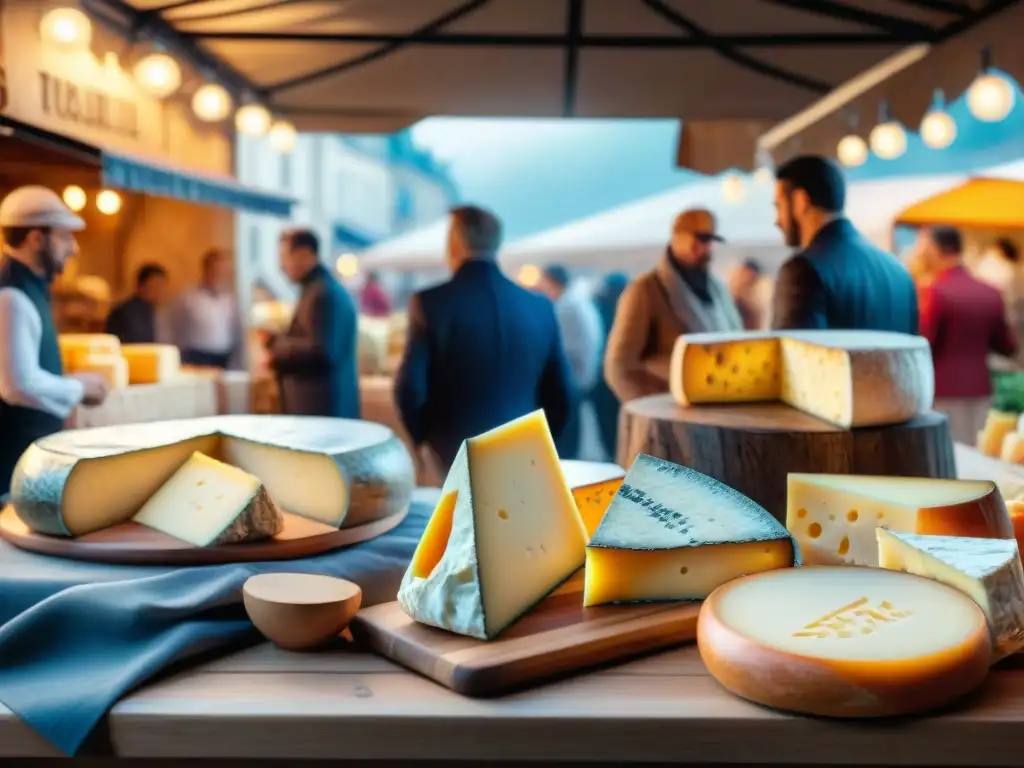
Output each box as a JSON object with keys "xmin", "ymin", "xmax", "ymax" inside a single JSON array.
[{"xmin": 58, "ymin": 334, "xmax": 182, "ymax": 388}]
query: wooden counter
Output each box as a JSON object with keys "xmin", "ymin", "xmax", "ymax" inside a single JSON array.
[{"xmin": 3, "ymin": 443, "xmax": 1024, "ymax": 763}]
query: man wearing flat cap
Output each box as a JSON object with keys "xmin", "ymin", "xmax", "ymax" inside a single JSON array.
[
  {"xmin": 0, "ymin": 185, "xmax": 110, "ymax": 498},
  {"xmin": 604, "ymin": 208, "xmax": 743, "ymax": 404}
]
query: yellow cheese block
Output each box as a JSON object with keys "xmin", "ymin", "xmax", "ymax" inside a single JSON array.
[
  {"xmin": 58, "ymin": 333, "xmax": 121, "ymax": 371},
  {"xmin": 669, "ymin": 330, "xmax": 934, "ymax": 428},
  {"xmin": 583, "ymin": 454, "xmax": 798, "ymax": 607},
  {"xmin": 786, "ymin": 473, "xmax": 1013, "ymax": 566},
  {"xmin": 979, "ymin": 411, "xmax": 1019, "ymax": 458},
  {"xmin": 698, "ymin": 566, "xmax": 991, "ymax": 717},
  {"xmin": 75, "ymin": 352, "xmax": 129, "ymax": 389},
  {"xmin": 121, "ymin": 344, "xmax": 181, "ymax": 384},
  {"xmin": 561, "ymin": 459, "xmax": 625, "ymax": 539}
]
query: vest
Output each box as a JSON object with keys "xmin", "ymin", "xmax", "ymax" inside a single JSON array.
[{"xmin": 0, "ymin": 258, "xmax": 65, "ymax": 497}]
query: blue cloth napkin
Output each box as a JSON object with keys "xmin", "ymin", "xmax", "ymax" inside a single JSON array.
[{"xmin": 0, "ymin": 496, "xmax": 430, "ymax": 756}]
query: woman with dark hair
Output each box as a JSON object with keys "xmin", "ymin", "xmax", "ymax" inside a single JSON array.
[{"xmin": 592, "ymin": 272, "xmax": 629, "ymax": 460}]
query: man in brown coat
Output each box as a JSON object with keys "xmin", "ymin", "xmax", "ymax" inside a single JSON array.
[{"xmin": 604, "ymin": 208, "xmax": 743, "ymax": 403}]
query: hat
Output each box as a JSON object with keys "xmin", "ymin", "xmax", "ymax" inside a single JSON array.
[
  {"xmin": 673, "ymin": 208, "xmax": 724, "ymax": 242},
  {"xmin": 0, "ymin": 185, "xmax": 85, "ymax": 231}
]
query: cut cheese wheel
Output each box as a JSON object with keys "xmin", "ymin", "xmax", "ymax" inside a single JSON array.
[
  {"xmin": 698, "ymin": 566, "xmax": 992, "ymax": 718},
  {"xmin": 132, "ymin": 451, "xmax": 283, "ymax": 546},
  {"xmin": 583, "ymin": 454, "xmax": 798, "ymax": 607},
  {"xmin": 876, "ymin": 529, "xmax": 1024, "ymax": 661},
  {"xmin": 397, "ymin": 410, "xmax": 587, "ymax": 640},
  {"xmin": 76, "ymin": 352, "xmax": 129, "ymax": 389},
  {"xmin": 561, "ymin": 459, "xmax": 625, "ymax": 539},
  {"xmin": 786, "ymin": 473, "xmax": 1012, "ymax": 566},
  {"xmin": 978, "ymin": 411, "xmax": 1019, "ymax": 458},
  {"xmin": 121, "ymin": 343, "xmax": 181, "ymax": 384},
  {"xmin": 10, "ymin": 415, "xmax": 414, "ymax": 537},
  {"xmin": 669, "ymin": 330, "xmax": 934, "ymax": 428},
  {"xmin": 58, "ymin": 333, "xmax": 121, "ymax": 371}
]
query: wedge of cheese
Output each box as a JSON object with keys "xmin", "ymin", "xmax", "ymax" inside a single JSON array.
[
  {"xmin": 132, "ymin": 451, "xmax": 283, "ymax": 546},
  {"xmin": 562, "ymin": 459, "xmax": 625, "ymax": 539},
  {"xmin": 10, "ymin": 415, "xmax": 414, "ymax": 536},
  {"xmin": 1001, "ymin": 432, "xmax": 1024, "ymax": 464},
  {"xmin": 669, "ymin": 330, "xmax": 934, "ymax": 428},
  {"xmin": 76, "ymin": 351, "xmax": 129, "ymax": 389},
  {"xmin": 978, "ymin": 411, "xmax": 1019, "ymax": 458},
  {"xmin": 876, "ymin": 529, "xmax": 1024, "ymax": 662},
  {"xmin": 121, "ymin": 343, "xmax": 181, "ymax": 384},
  {"xmin": 58, "ymin": 333, "xmax": 121, "ymax": 371},
  {"xmin": 698, "ymin": 566, "xmax": 991, "ymax": 717},
  {"xmin": 583, "ymin": 454, "xmax": 799, "ymax": 607},
  {"xmin": 787, "ymin": 474, "xmax": 1013, "ymax": 567},
  {"xmin": 397, "ymin": 410, "xmax": 587, "ymax": 640}
]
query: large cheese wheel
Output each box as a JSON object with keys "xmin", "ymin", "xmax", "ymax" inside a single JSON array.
[
  {"xmin": 698, "ymin": 566, "xmax": 991, "ymax": 718},
  {"xmin": 10, "ymin": 415, "xmax": 414, "ymax": 537},
  {"xmin": 669, "ymin": 330, "xmax": 934, "ymax": 428}
]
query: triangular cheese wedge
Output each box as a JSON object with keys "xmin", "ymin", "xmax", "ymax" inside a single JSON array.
[
  {"xmin": 787, "ymin": 474, "xmax": 1012, "ymax": 567},
  {"xmin": 132, "ymin": 452, "xmax": 283, "ymax": 546},
  {"xmin": 562, "ymin": 459, "xmax": 625, "ymax": 539},
  {"xmin": 397, "ymin": 410, "xmax": 586, "ymax": 640},
  {"xmin": 877, "ymin": 528, "xmax": 1024, "ymax": 661},
  {"xmin": 584, "ymin": 454, "xmax": 798, "ymax": 607}
]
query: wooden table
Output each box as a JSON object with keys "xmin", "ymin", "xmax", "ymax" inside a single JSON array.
[{"xmin": 4, "ymin": 443, "xmax": 1024, "ymax": 763}]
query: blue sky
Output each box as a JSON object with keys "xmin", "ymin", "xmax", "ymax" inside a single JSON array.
[{"xmin": 410, "ymin": 117, "xmax": 696, "ymax": 240}]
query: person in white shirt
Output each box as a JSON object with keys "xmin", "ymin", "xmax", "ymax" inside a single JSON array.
[
  {"xmin": 0, "ymin": 186, "xmax": 110, "ymax": 498},
  {"xmin": 169, "ymin": 248, "xmax": 242, "ymax": 368}
]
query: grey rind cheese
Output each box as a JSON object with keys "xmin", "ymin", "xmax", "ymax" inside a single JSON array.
[
  {"xmin": 210, "ymin": 486, "xmax": 284, "ymax": 546},
  {"xmin": 11, "ymin": 415, "xmax": 414, "ymax": 537}
]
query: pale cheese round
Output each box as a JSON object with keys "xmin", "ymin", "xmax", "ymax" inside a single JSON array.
[{"xmin": 698, "ymin": 566, "xmax": 991, "ymax": 718}]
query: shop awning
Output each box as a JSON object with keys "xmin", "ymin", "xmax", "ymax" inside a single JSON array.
[
  {"xmin": 107, "ymin": 0, "xmax": 1007, "ymax": 159},
  {"xmin": 0, "ymin": 115, "xmax": 294, "ymax": 218},
  {"xmin": 895, "ymin": 177, "xmax": 1024, "ymax": 231}
]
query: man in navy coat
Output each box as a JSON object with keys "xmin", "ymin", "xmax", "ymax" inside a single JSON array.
[
  {"xmin": 395, "ymin": 205, "xmax": 576, "ymax": 476},
  {"xmin": 771, "ymin": 155, "xmax": 918, "ymax": 333}
]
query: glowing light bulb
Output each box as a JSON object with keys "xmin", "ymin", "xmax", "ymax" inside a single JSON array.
[
  {"xmin": 869, "ymin": 121, "xmax": 907, "ymax": 161},
  {"xmin": 62, "ymin": 185, "xmax": 86, "ymax": 212},
  {"xmin": 236, "ymin": 104, "xmax": 271, "ymax": 136},
  {"xmin": 133, "ymin": 53, "xmax": 182, "ymax": 99},
  {"xmin": 96, "ymin": 190, "xmax": 122, "ymax": 215},
  {"xmin": 40, "ymin": 8, "xmax": 92, "ymax": 51},
  {"xmin": 967, "ymin": 72, "xmax": 1016, "ymax": 122},
  {"xmin": 192, "ymin": 83, "xmax": 233, "ymax": 123}
]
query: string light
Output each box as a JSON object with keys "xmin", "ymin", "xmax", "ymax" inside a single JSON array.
[
  {"xmin": 62, "ymin": 185, "xmax": 86, "ymax": 213},
  {"xmin": 40, "ymin": 7, "xmax": 92, "ymax": 51},
  {"xmin": 967, "ymin": 48, "xmax": 1015, "ymax": 123},
  {"xmin": 837, "ymin": 134, "xmax": 868, "ymax": 167},
  {"xmin": 192, "ymin": 83, "xmax": 233, "ymax": 123},
  {"xmin": 96, "ymin": 190, "xmax": 122, "ymax": 215},
  {"xmin": 269, "ymin": 120, "xmax": 297, "ymax": 153},
  {"xmin": 133, "ymin": 53, "xmax": 182, "ymax": 99},
  {"xmin": 721, "ymin": 172, "xmax": 747, "ymax": 204},
  {"xmin": 920, "ymin": 90, "xmax": 957, "ymax": 150},
  {"xmin": 236, "ymin": 104, "xmax": 271, "ymax": 136},
  {"xmin": 869, "ymin": 102, "xmax": 907, "ymax": 161}
]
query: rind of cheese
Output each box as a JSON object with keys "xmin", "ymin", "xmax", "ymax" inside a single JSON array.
[
  {"xmin": 132, "ymin": 451, "xmax": 283, "ymax": 546},
  {"xmin": 76, "ymin": 352, "xmax": 129, "ymax": 389},
  {"xmin": 669, "ymin": 330, "xmax": 934, "ymax": 428},
  {"xmin": 1008, "ymin": 500, "xmax": 1024, "ymax": 556},
  {"xmin": 583, "ymin": 454, "xmax": 799, "ymax": 607},
  {"xmin": 876, "ymin": 529, "xmax": 1024, "ymax": 662},
  {"xmin": 698, "ymin": 566, "xmax": 991, "ymax": 718},
  {"xmin": 786, "ymin": 473, "xmax": 1013, "ymax": 567},
  {"xmin": 10, "ymin": 415, "xmax": 414, "ymax": 537},
  {"xmin": 121, "ymin": 343, "xmax": 181, "ymax": 384},
  {"xmin": 58, "ymin": 333, "xmax": 121, "ymax": 371},
  {"xmin": 397, "ymin": 410, "xmax": 587, "ymax": 640},
  {"xmin": 562, "ymin": 459, "xmax": 625, "ymax": 539},
  {"xmin": 978, "ymin": 411, "xmax": 1019, "ymax": 458}
]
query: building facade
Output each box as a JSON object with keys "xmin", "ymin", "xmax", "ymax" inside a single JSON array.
[{"xmin": 237, "ymin": 131, "xmax": 456, "ymax": 300}]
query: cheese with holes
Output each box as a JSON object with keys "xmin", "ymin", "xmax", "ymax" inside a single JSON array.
[
  {"xmin": 10, "ymin": 415, "xmax": 413, "ymax": 536},
  {"xmin": 75, "ymin": 352, "xmax": 129, "ymax": 389},
  {"xmin": 121, "ymin": 343, "xmax": 181, "ymax": 384},
  {"xmin": 669, "ymin": 330, "xmax": 934, "ymax": 427},
  {"xmin": 698, "ymin": 566, "xmax": 991, "ymax": 717},
  {"xmin": 132, "ymin": 451, "xmax": 283, "ymax": 546},
  {"xmin": 583, "ymin": 454, "xmax": 799, "ymax": 607},
  {"xmin": 58, "ymin": 333, "xmax": 121, "ymax": 371},
  {"xmin": 876, "ymin": 529, "xmax": 1024, "ymax": 661},
  {"xmin": 786, "ymin": 473, "xmax": 1012, "ymax": 567},
  {"xmin": 397, "ymin": 410, "xmax": 586, "ymax": 640},
  {"xmin": 978, "ymin": 411, "xmax": 1019, "ymax": 458},
  {"xmin": 562, "ymin": 459, "xmax": 625, "ymax": 539}
]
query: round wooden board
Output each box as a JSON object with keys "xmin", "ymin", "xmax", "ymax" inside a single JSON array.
[
  {"xmin": 0, "ymin": 504, "xmax": 409, "ymax": 566},
  {"xmin": 618, "ymin": 395, "xmax": 956, "ymax": 522}
]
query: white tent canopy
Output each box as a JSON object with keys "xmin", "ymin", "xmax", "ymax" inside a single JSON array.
[
  {"xmin": 358, "ymin": 216, "xmax": 450, "ymax": 271},
  {"xmin": 845, "ymin": 174, "xmax": 969, "ymax": 250}
]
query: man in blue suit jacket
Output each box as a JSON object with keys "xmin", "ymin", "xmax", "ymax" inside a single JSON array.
[
  {"xmin": 395, "ymin": 205, "xmax": 576, "ymax": 475},
  {"xmin": 771, "ymin": 155, "xmax": 918, "ymax": 333}
]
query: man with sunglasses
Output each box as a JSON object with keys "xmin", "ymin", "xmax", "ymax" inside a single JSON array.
[
  {"xmin": 604, "ymin": 208, "xmax": 744, "ymax": 404},
  {"xmin": 770, "ymin": 155, "xmax": 918, "ymax": 333}
]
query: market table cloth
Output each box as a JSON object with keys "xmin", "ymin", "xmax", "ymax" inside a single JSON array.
[{"xmin": 0, "ymin": 491, "xmax": 433, "ymax": 756}]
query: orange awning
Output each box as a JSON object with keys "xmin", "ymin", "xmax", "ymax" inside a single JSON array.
[{"xmin": 895, "ymin": 178, "xmax": 1024, "ymax": 231}]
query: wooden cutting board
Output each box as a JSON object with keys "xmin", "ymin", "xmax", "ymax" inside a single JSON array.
[{"xmin": 349, "ymin": 573, "xmax": 700, "ymax": 697}]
